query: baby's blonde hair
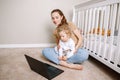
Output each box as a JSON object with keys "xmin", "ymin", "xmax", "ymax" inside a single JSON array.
[{"xmin": 57, "ymin": 24, "xmax": 72, "ymax": 38}]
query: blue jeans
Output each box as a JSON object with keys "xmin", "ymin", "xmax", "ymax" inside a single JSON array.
[{"xmin": 42, "ymin": 47, "xmax": 89, "ymax": 64}]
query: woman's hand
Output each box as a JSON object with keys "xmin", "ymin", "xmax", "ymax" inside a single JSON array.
[
  {"xmin": 73, "ymin": 49, "xmax": 77, "ymax": 54},
  {"xmin": 58, "ymin": 56, "xmax": 63, "ymax": 60},
  {"xmin": 73, "ymin": 48, "xmax": 79, "ymax": 54},
  {"xmin": 73, "ymin": 29, "xmax": 83, "ymax": 48}
]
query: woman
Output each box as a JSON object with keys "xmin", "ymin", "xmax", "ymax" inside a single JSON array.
[{"xmin": 42, "ymin": 9, "xmax": 89, "ymax": 70}]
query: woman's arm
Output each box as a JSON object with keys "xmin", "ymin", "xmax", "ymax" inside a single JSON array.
[
  {"xmin": 69, "ymin": 22, "xmax": 82, "ymax": 50},
  {"xmin": 73, "ymin": 29, "xmax": 83, "ymax": 50}
]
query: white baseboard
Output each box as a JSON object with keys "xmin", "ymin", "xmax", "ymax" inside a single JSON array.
[{"xmin": 0, "ymin": 43, "xmax": 56, "ymax": 48}]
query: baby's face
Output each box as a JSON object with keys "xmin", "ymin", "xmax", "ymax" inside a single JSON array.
[{"xmin": 59, "ymin": 31, "xmax": 69, "ymax": 42}]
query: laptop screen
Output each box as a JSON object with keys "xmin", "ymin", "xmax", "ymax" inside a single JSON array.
[{"xmin": 25, "ymin": 54, "xmax": 64, "ymax": 80}]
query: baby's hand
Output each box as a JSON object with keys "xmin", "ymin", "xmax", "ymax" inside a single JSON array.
[{"xmin": 62, "ymin": 56, "xmax": 67, "ymax": 61}]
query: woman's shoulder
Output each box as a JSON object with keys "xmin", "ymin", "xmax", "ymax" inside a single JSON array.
[
  {"xmin": 68, "ymin": 22, "xmax": 77, "ymax": 30},
  {"xmin": 68, "ymin": 22, "xmax": 76, "ymax": 26}
]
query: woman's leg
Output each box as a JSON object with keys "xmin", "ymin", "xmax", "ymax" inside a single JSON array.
[
  {"xmin": 42, "ymin": 48, "xmax": 60, "ymax": 64},
  {"xmin": 42, "ymin": 47, "xmax": 84, "ymax": 70},
  {"xmin": 67, "ymin": 48, "xmax": 89, "ymax": 64}
]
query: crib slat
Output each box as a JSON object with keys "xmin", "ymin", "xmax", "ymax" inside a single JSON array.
[
  {"xmin": 74, "ymin": 11, "xmax": 78, "ymax": 26},
  {"xmin": 82, "ymin": 11, "xmax": 86, "ymax": 47},
  {"xmin": 78, "ymin": 11, "xmax": 81, "ymax": 28},
  {"xmin": 72, "ymin": 8, "xmax": 77, "ymax": 25},
  {"xmin": 92, "ymin": 8, "xmax": 98, "ymax": 53},
  {"xmin": 101, "ymin": 6, "xmax": 110, "ymax": 59},
  {"xmin": 108, "ymin": 4, "xmax": 118, "ymax": 62},
  {"xmin": 97, "ymin": 7, "xmax": 104, "ymax": 56},
  {"xmin": 84, "ymin": 10, "xmax": 89, "ymax": 48},
  {"xmin": 93, "ymin": 8, "xmax": 100, "ymax": 54},
  {"xmin": 103, "ymin": 4, "xmax": 114, "ymax": 61},
  {"xmin": 86, "ymin": 10, "xmax": 90, "ymax": 49},
  {"xmin": 77, "ymin": 11, "xmax": 80, "ymax": 28},
  {"xmin": 83, "ymin": 11, "xmax": 86, "ymax": 48},
  {"xmin": 81, "ymin": 11, "xmax": 85, "ymax": 35},
  {"xmin": 89, "ymin": 9, "xmax": 93, "ymax": 52},
  {"xmin": 115, "ymin": 3, "xmax": 120, "ymax": 66},
  {"xmin": 90, "ymin": 8, "xmax": 96, "ymax": 52},
  {"xmin": 87, "ymin": 9, "xmax": 92, "ymax": 50}
]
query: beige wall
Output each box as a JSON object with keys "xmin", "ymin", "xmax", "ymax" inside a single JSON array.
[{"xmin": 0, "ymin": 0, "xmax": 90, "ymax": 44}]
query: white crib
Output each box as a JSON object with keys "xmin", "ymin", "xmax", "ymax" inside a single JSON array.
[{"xmin": 73, "ymin": 0, "xmax": 120, "ymax": 73}]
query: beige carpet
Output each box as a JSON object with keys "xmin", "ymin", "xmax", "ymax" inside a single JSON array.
[{"xmin": 0, "ymin": 48, "xmax": 119, "ymax": 80}]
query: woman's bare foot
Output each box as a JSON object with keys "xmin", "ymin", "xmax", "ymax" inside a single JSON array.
[
  {"xmin": 59, "ymin": 61, "xmax": 83, "ymax": 70},
  {"xmin": 69, "ymin": 63, "xmax": 83, "ymax": 70}
]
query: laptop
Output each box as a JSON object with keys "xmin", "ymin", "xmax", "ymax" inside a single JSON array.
[{"xmin": 24, "ymin": 54, "xmax": 64, "ymax": 80}]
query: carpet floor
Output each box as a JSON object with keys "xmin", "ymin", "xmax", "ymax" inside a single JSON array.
[{"xmin": 0, "ymin": 48, "xmax": 119, "ymax": 80}]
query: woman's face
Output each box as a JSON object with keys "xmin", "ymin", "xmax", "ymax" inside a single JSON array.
[{"xmin": 51, "ymin": 12, "xmax": 63, "ymax": 26}]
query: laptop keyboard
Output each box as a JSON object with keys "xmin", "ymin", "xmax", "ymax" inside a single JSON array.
[
  {"xmin": 46, "ymin": 64, "xmax": 64, "ymax": 78},
  {"xmin": 48, "ymin": 66, "xmax": 58, "ymax": 71},
  {"xmin": 47, "ymin": 65, "xmax": 61, "ymax": 73}
]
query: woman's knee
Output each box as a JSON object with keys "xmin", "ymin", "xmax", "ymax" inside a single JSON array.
[
  {"xmin": 42, "ymin": 48, "xmax": 51, "ymax": 57},
  {"xmin": 78, "ymin": 48, "xmax": 89, "ymax": 60},
  {"xmin": 82, "ymin": 50, "xmax": 89, "ymax": 60},
  {"xmin": 42, "ymin": 48, "xmax": 47, "ymax": 55},
  {"xmin": 42, "ymin": 48, "xmax": 60, "ymax": 64}
]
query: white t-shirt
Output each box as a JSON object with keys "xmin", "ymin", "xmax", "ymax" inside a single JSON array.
[{"xmin": 55, "ymin": 38, "xmax": 75, "ymax": 58}]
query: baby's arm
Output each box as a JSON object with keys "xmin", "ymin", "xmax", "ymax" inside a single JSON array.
[
  {"xmin": 58, "ymin": 40, "xmax": 64, "ymax": 60},
  {"xmin": 58, "ymin": 47, "xmax": 63, "ymax": 57}
]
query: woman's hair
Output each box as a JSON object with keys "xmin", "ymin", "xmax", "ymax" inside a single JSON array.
[
  {"xmin": 51, "ymin": 9, "xmax": 68, "ymax": 26},
  {"xmin": 57, "ymin": 24, "xmax": 71, "ymax": 38}
]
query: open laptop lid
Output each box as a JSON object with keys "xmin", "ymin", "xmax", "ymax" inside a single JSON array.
[
  {"xmin": 25, "ymin": 54, "xmax": 49, "ymax": 79},
  {"xmin": 24, "ymin": 54, "xmax": 64, "ymax": 80}
]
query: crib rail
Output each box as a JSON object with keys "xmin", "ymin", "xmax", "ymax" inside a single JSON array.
[{"xmin": 73, "ymin": 0, "xmax": 120, "ymax": 73}]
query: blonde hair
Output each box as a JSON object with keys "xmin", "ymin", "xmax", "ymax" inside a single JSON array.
[{"xmin": 57, "ymin": 24, "xmax": 71, "ymax": 38}]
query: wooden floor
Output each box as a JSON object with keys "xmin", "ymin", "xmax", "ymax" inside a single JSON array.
[{"xmin": 0, "ymin": 48, "xmax": 119, "ymax": 80}]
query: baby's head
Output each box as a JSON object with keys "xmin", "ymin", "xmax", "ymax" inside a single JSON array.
[{"xmin": 57, "ymin": 24, "xmax": 71, "ymax": 42}]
